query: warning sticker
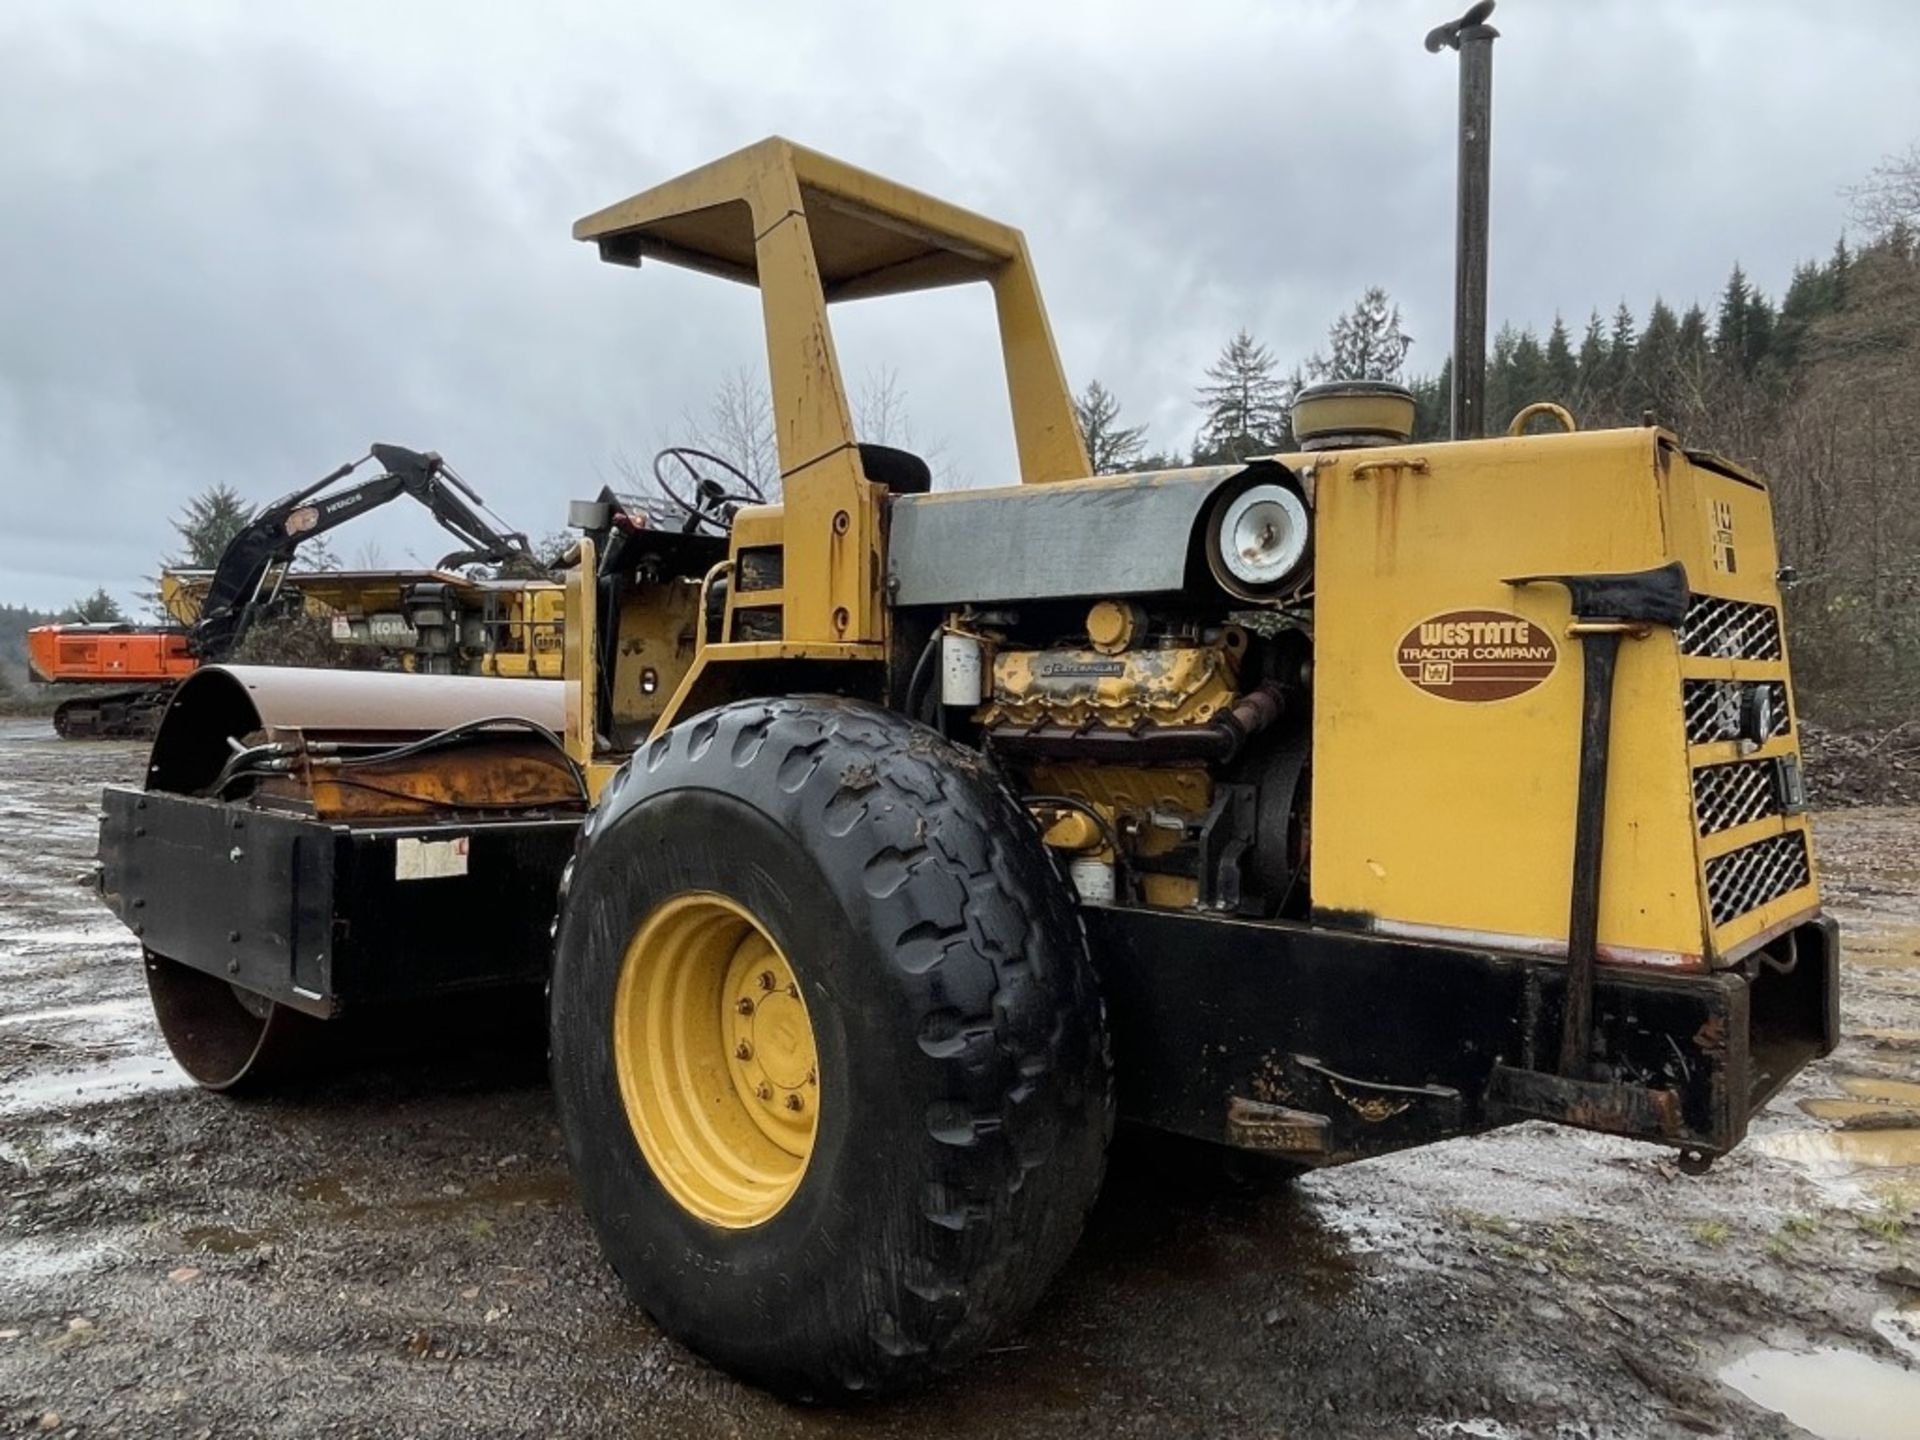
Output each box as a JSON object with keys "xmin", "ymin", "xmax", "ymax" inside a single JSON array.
[
  {"xmin": 1708, "ymin": 497, "xmax": 1738, "ymax": 574},
  {"xmin": 1396, "ymin": 609, "xmax": 1558, "ymax": 702},
  {"xmin": 395, "ymin": 835, "xmax": 470, "ymax": 881}
]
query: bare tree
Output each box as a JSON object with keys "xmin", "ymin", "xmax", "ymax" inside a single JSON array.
[
  {"xmin": 299, "ymin": 535, "xmax": 342, "ymax": 572},
  {"xmin": 675, "ymin": 366, "xmax": 780, "ymax": 499},
  {"xmin": 617, "ymin": 362, "xmax": 965, "ymax": 520},
  {"xmin": 1846, "ymin": 142, "xmax": 1920, "ymax": 233},
  {"xmin": 852, "ymin": 366, "xmax": 957, "ymax": 483},
  {"xmin": 606, "ymin": 367, "xmax": 782, "ymax": 523},
  {"xmin": 854, "ymin": 366, "xmax": 909, "ymax": 448}
]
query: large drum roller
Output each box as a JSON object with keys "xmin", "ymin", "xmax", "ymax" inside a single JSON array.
[{"xmin": 101, "ymin": 665, "xmax": 585, "ymax": 1090}]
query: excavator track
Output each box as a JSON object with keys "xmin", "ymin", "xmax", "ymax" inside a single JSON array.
[{"xmin": 52, "ymin": 684, "xmax": 177, "ymax": 740}]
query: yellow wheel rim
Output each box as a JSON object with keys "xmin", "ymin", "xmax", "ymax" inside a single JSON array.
[{"xmin": 612, "ymin": 892, "xmax": 819, "ymax": 1228}]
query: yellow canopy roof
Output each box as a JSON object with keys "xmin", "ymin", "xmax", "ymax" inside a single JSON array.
[{"xmin": 573, "ymin": 136, "xmax": 1026, "ymax": 302}]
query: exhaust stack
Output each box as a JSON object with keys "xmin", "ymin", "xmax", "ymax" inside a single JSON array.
[{"xmin": 1426, "ymin": 1, "xmax": 1499, "ymax": 440}]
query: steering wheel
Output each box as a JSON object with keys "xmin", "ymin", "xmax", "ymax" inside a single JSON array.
[{"xmin": 651, "ymin": 447, "xmax": 767, "ymax": 534}]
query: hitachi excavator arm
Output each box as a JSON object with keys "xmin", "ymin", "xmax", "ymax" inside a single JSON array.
[{"xmin": 189, "ymin": 444, "xmax": 541, "ymax": 659}]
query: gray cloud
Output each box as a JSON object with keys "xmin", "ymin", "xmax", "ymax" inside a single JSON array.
[{"xmin": 2, "ymin": 0, "xmax": 1914, "ymax": 609}]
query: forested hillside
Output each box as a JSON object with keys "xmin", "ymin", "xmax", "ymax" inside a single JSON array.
[{"xmin": 1413, "ymin": 218, "xmax": 1919, "ymax": 727}]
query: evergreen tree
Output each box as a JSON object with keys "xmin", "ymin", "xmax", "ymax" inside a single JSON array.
[
  {"xmin": 1889, "ymin": 217, "xmax": 1915, "ymax": 263},
  {"xmin": 1544, "ymin": 315, "xmax": 1578, "ymax": 402},
  {"xmin": 1408, "ymin": 364, "xmax": 1449, "ymax": 441},
  {"xmin": 1575, "ymin": 310, "xmax": 1608, "ymax": 411},
  {"xmin": 1635, "ymin": 300, "xmax": 1681, "ymax": 421},
  {"xmin": 1485, "ymin": 324, "xmax": 1521, "ymax": 435},
  {"xmin": 1609, "ymin": 302, "xmax": 1638, "ymax": 356},
  {"xmin": 1309, "ymin": 286, "xmax": 1414, "ymax": 382},
  {"xmin": 1742, "ymin": 289, "xmax": 1776, "ymax": 376},
  {"xmin": 1509, "ymin": 328, "xmax": 1546, "ymax": 413},
  {"xmin": 1677, "ymin": 303, "xmax": 1710, "ymax": 365},
  {"xmin": 1714, "ymin": 264, "xmax": 1751, "ymax": 369},
  {"xmin": 1073, "ymin": 379, "xmax": 1149, "ymax": 474},
  {"xmin": 1669, "ymin": 303, "xmax": 1712, "ymax": 422},
  {"xmin": 1826, "ymin": 234, "xmax": 1851, "ymax": 309},
  {"xmin": 1775, "ymin": 262, "xmax": 1823, "ymax": 372},
  {"xmin": 1195, "ymin": 330, "xmax": 1292, "ymax": 462},
  {"xmin": 164, "ymin": 484, "xmax": 254, "ymax": 570},
  {"xmin": 61, "ymin": 588, "xmax": 125, "ymax": 623},
  {"xmin": 1603, "ymin": 302, "xmax": 1637, "ymax": 407}
]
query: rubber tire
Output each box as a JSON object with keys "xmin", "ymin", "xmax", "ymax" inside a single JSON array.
[{"xmin": 550, "ymin": 697, "xmax": 1112, "ymax": 1400}]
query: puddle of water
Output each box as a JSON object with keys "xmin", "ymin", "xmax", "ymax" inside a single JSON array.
[
  {"xmin": 294, "ymin": 1176, "xmax": 353, "ymax": 1207},
  {"xmin": 181, "ymin": 1224, "xmax": 275, "ymax": 1255},
  {"xmin": 1800, "ymin": 1098, "xmax": 1920, "ymax": 1128},
  {"xmin": 1841, "ymin": 1076, "xmax": 1920, "ymax": 1106},
  {"xmin": 1848, "ymin": 924, "xmax": 1920, "ymax": 968},
  {"xmin": 0, "ymin": 1053, "xmax": 191, "ymax": 1116},
  {"xmin": 1857, "ymin": 1028, "xmax": 1920, "ymax": 1050},
  {"xmin": 1719, "ymin": 1347, "xmax": 1920, "ymax": 1440},
  {"xmin": 1754, "ymin": 1128, "xmax": 1920, "ymax": 1174}
]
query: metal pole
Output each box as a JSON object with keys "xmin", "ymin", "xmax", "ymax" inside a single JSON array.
[{"xmin": 1426, "ymin": 2, "xmax": 1500, "ymax": 440}]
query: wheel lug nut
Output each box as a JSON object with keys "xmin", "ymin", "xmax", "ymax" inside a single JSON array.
[
  {"xmin": 735, "ymin": 1041, "xmax": 753, "ymax": 1061},
  {"xmin": 735, "ymin": 997, "xmax": 754, "ymax": 1015},
  {"xmin": 757, "ymin": 971, "xmax": 776, "ymax": 992},
  {"xmin": 784, "ymin": 1094, "xmax": 804, "ymax": 1112},
  {"xmin": 785, "ymin": 982, "xmax": 799, "ymax": 999},
  {"xmin": 755, "ymin": 1083, "xmax": 773, "ymax": 1101}
]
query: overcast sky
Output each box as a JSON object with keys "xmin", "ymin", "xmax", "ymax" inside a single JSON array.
[{"xmin": 2, "ymin": 0, "xmax": 1914, "ymax": 612}]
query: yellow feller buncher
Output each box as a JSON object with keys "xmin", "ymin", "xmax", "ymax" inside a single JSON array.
[{"xmin": 97, "ymin": 18, "xmax": 1837, "ymax": 1402}]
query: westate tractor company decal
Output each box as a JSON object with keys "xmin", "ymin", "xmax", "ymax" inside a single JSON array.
[{"xmin": 1396, "ymin": 609, "xmax": 1557, "ymax": 702}]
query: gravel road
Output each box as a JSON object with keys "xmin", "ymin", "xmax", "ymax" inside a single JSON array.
[{"xmin": 2, "ymin": 716, "xmax": 1916, "ymax": 1438}]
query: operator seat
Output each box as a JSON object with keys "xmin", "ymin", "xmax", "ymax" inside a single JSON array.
[{"xmin": 858, "ymin": 443, "xmax": 932, "ymax": 495}]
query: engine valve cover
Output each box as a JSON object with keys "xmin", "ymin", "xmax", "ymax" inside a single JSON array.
[{"xmin": 980, "ymin": 644, "xmax": 1238, "ymax": 730}]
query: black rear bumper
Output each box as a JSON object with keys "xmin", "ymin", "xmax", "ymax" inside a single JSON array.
[
  {"xmin": 98, "ymin": 785, "xmax": 578, "ymax": 1017},
  {"xmin": 99, "ymin": 784, "xmax": 1837, "ymax": 1163},
  {"xmin": 1084, "ymin": 905, "xmax": 1838, "ymax": 1164}
]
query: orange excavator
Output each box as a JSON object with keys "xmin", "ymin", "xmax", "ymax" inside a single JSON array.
[
  {"xmin": 28, "ymin": 444, "xmax": 545, "ymax": 737},
  {"xmin": 26, "ymin": 624, "xmax": 199, "ymax": 737}
]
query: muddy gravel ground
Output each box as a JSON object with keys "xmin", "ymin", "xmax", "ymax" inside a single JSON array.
[{"xmin": 2, "ymin": 716, "xmax": 1918, "ymax": 1439}]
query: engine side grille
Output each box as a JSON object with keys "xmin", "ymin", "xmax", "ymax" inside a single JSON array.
[
  {"xmin": 1683, "ymin": 680, "xmax": 1790, "ymax": 746},
  {"xmin": 1677, "ymin": 593, "xmax": 1783, "ymax": 661},
  {"xmin": 1703, "ymin": 830, "xmax": 1811, "ymax": 927},
  {"xmin": 1691, "ymin": 759, "xmax": 1782, "ymax": 835}
]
